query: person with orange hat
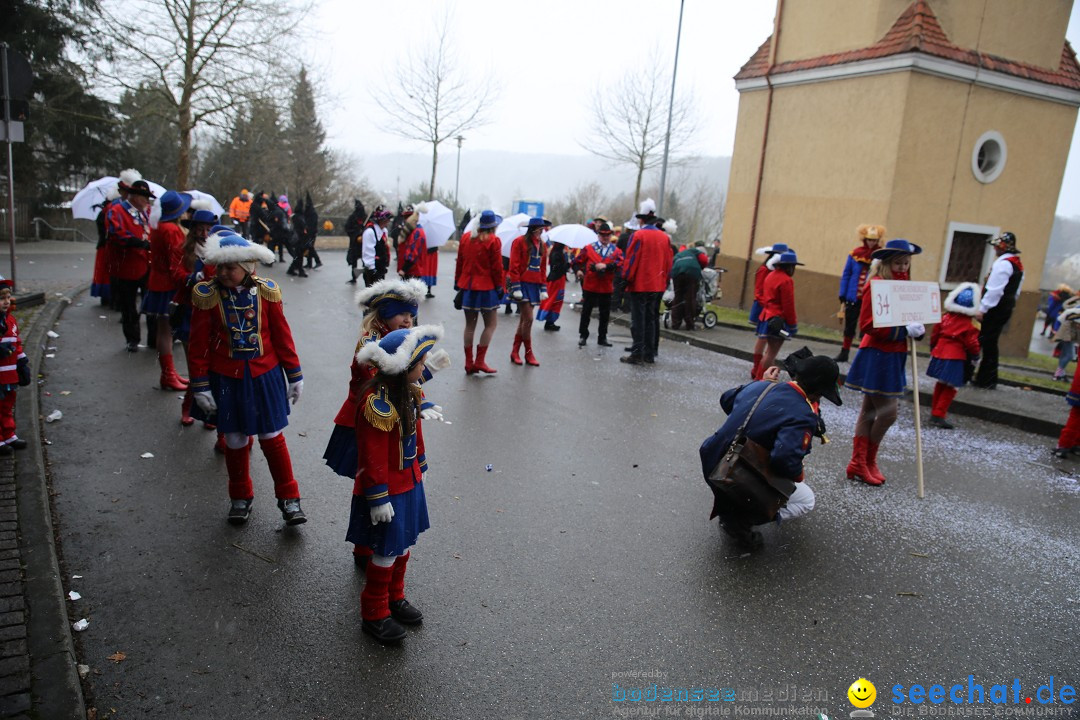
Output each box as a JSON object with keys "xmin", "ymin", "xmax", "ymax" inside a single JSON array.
[
  {"xmin": 228, "ymin": 189, "xmax": 253, "ymax": 239},
  {"xmin": 835, "ymin": 224, "xmax": 884, "ymax": 363}
]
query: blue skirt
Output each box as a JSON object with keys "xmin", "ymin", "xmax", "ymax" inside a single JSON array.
[
  {"xmin": 749, "ymin": 300, "xmax": 762, "ymax": 324},
  {"xmin": 461, "ymin": 288, "xmax": 502, "ymax": 311},
  {"xmin": 345, "ymin": 483, "xmax": 430, "ymax": 557},
  {"xmin": 518, "ymin": 282, "xmax": 543, "ymax": 305},
  {"xmin": 421, "ymin": 275, "xmax": 437, "ymax": 287},
  {"xmin": 927, "ymin": 356, "xmax": 964, "ymax": 388},
  {"xmin": 141, "ymin": 290, "xmax": 174, "ymax": 316},
  {"xmin": 171, "ymin": 304, "xmax": 192, "ymax": 343},
  {"xmin": 201, "ymin": 365, "xmax": 290, "ymax": 436},
  {"xmin": 91, "ymin": 283, "xmax": 111, "ymax": 300},
  {"xmin": 323, "ymin": 423, "xmax": 357, "ymax": 479},
  {"xmin": 846, "ymin": 347, "xmax": 908, "ymax": 396}
]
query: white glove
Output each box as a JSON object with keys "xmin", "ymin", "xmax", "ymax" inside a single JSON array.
[
  {"xmin": 194, "ymin": 391, "xmax": 216, "ymax": 413},
  {"xmin": 905, "ymin": 322, "xmax": 926, "ymax": 340},
  {"xmin": 370, "ymin": 503, "xmax": 395, "ymax": 524},
  {"xmin": 424, "ymin": 349, "xmax": 451, "ymax": 374},
  {"xmin": 194, "ymin": 271, "xmax": 204, "ymax": 282},
  {"xmin": 512, "ymin": 290, "xmax": 523, "ymax": 300},
  {"xmin": 288, "ymin": 380, "xmax": 303, "ymax": 404},
  {"xmin": 420, "ymin": 404, "xmax": 444, "ymax": 422},
  {"xmin": 540, "ymin": 291, "xmax": 549, "ymax": 301}
]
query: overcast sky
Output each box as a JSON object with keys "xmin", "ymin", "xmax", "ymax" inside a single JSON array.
[{"xmin": 311, "ymin": 0, "xmax": 1080, "ymax": 218}]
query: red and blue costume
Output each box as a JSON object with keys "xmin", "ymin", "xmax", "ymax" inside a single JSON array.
[
  {"xmin": 142, "ymin": 222, "xmax": 186, "ymax": 316},
  {"xmin": 757, "ymin": 270, "xmax": 798, "ymax": 338},
  {"xmin": 454, "ymin": 231, "xmax": 506, "ymax": 311},
  {"xmin": 508, "ymin": 233, "xmax": 548, "ymax": 304},
  {"xmin": 398, "ymin": 225, "xmax": 426, "ymax": 279},
  {"xmin": 845, "ymin": 275, "xmax": 916, "ymax": 397},
  {"xmin": 0, "ymin": 301, "xmax": 28, "ymax": 448}
]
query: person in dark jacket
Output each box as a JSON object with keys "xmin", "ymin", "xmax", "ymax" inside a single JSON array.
[
  {"xmin": 835, "ymin": 224, "xmax": 884, "ymax": 362},
  {"xmin": 303, "ymin": 192, "xmax": 321, "ymax": 269},
  {"xmin": 974, "ymin": 232, "xmax": 1024, "ymax": 390},
  {"xmin": 267, "ymin": 200, "xmax": 292, "ymax": 264},
  {"xmin": 287, "ymin": 203, "xmax": 308, "ymax": 277},
  {"xmin": 345, "ymin": 199, "xmax": 367, "ymax": 284},
  {"xmin": 538, "ymin": 238, "xmax": 569, "ymax": 331},
  {"xmin": 669, "ymin": 242, "xmax": 708, "ymax": 331},
  {"xmin": 699, "ymin": 353, "xmax": 841, "ymax": 551}
]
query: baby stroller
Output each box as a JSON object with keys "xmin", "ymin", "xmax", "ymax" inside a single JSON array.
[{"xmin": 663, "ymin": 267, "xmax": 722, "ymax": 329}]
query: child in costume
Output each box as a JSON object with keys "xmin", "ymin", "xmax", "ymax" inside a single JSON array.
[
  {"xmin": 844, "ymin": 239, "xmax": 926, "ymax": 486},
  {"xmin": 350, "ymin": 325, "xmax": 443, "ymax": 644},
  {"xmin": 142, "ymin": 190, "xmax": 192, "ymax": 392},
  {"xmin": 455, "ymin": 210, "xmax": 506, "ymax": 374},
  {"xmin": 323, "ymin": 278, "xmax": 449, "ymax": 565},
  {"xmin": 507, "ymin": 217, "xmax": 549, "ymax": 366},
  {"xmin": 0, "ymin": 279, "xmax": 30, "ymax": 455},
  {"xmin": 748, "ymin": 243, "xmax": 793, "ymax": 379},
  {"xmin": 926, "ymin": 283, "xmax": 981, "ymax": 429},
  {"xmin": 1050, "ymin": 296, "xmax": 1080, "ymax": 381},
  {"xmin": 1053, "ymin": 360, "xmax": 1080, "ymax": 458},
  {"xmin": 188, "ymin": 231, "xmax": 307, "ymax": 526},
  {"xmin": 538, "ymin": 235, "xmax": 568, "ymax": 332},
  {"xmin": 755, "ymin": 251, "xmax": 802, "ymax": 378},
  {"xmin": 172, "ymin": 205, "xmax": 219, "ymax": 428},
  {"xmin": 835, "ymin": 224, "xmax": 884, "ymax": 363}
]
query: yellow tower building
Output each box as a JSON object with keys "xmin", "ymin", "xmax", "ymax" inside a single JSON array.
[{"xmin": 721, "ymin": 0, "xmax": 1080, "ymax": 355}]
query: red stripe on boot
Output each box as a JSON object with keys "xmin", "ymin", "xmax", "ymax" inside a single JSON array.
[
  {"xmin": 259, "ymin": 434, "xmax": 300, "ymax": 500},
  {"xmin": 361, "ymin": 562, "xmax": 394, "ymax": 621}
]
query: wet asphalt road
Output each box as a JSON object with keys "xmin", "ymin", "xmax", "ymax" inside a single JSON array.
[{"xmin": 39, "ymin": 249, "xmax": 1079, "ymax": 719}]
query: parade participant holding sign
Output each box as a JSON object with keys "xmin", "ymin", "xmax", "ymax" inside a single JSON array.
[
  {"xmin": 844, "ymin": 239, "xmax": 925, "ymax": 486},
  {"xmin": 700, "ymin": 353, "xmax": 841, "ymax": 552},
  {"xmin": 350, "ymin": 325, "xmax": 443, "ymax": 644},
  {"xmin": 507, "ymin": 216, "xmax": 549, "ymax": 366},
  {"xmin": 974, "ymin": 232, "xmax": 1024, "ymax": 390},
  {"xmin": 926, "ymin": 283, "xmax": 981, "ymax": 429},
  {"xmin": 755, "ymin": 251, "xmax": 802, "ymax": 378},
  {"xmin": 835, "ymin": 224, "xmax": 884, "ymax": 363},
  {"xmin": 188, "ymin": 231, "xmax": 307, "ymax": 526}
]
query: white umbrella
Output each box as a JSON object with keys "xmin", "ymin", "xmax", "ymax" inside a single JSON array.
[
  {"xmin": 497, "ymin": 213, "xmax": 531, "ymax": 258},
  {"xmin": 70, "ymin": 176, "xmax": 118, "ymax": 220},
  {"xmin": 148, "ymin": 186, "xmax": 217, "ymax": 229},
  {"xmin": 183, "ymin": 190, "xmax": 226, "ymax": 219},
  {"xmin": 547, "ymin": 223, "xmax": 598, "ymax": 250},
  {"xmin": 417, "ymin": 200, "xmax": 456, "ymax": 248}
]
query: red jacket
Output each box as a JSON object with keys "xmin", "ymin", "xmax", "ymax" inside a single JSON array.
[
  {"xmin": 0, "ymin": 311, "xmax": 25, "ymax": 385},
  {"xmin": 760, "ymin": 270, "xmax": 797, "ymax": 327},
  {"xmin": 930, "ymin": 312, "xmax": 980, "ymax": 361},
  {"xmin": 332, "ymin": 329, "xmax": 381, "ymax": 427},
  {"xmin": 621, "ymin": 226, "xmax": 673, "ymax": 292},
  {"xmin": 575, "ymin": 241, "xmax": 623, "ymax": 294},
  {"xmin": 106, "ymin": 200, "xmax": 150, "ymax": 280},
  {"xmin": 455, "ymin": 232, "xmax": 505, "ymax": 291},
  {"xmin": 857, "ymin": 277, "xmax": 913, "ymax": 353},
  {"xmin": 753, "ymin": 264, "xmax": 772, "ymax": 305},
  {"xmin": 354, "ymin": 386, "xmax": 427, "ymax": 504},
  {"xmin": 147, "ymin": 222, "xmax": 186, "ymax": 292},
  {"xmin": 398, "ymin": 226, "xmax": 426, "ymax": 276},
  {"xmin": 187, "ymin": 278, "xmax": 302, "ymax": 391},
  {"xmin": 508, "ymin": 234, "xmax": 548, "ymax": 287}
]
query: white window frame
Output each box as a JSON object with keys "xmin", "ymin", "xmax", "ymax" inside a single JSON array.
[
  {"xmin": 940, "ymin": 221, "xmax": 1000, "ymax": 290},
  {"xmin": 971, "ymin": 130, "xmax": 1007, "ymax": 184}
]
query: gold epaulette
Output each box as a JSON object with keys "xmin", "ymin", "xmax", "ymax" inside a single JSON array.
[
  {"xmin": 191, "ymin": 281, "xmax": 221, "ymax": 310},
  {"xmin": 364, "ymin": 388, "xmax": 399, "ymax": 432},
  {"xmin": 254, "ymin": 277, "xmax": 282, "ymax": 303}
]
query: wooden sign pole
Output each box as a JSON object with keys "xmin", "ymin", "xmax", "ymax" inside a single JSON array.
[{"xmin": 910, "ymin": 339, "xmax": 925, "ymax": 499}]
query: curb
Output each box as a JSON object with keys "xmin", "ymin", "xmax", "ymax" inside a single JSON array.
[
  {"xmin": 18, "ymin": 289, "xmax": 85, "ymax": 718},
  {"xmin": 610, "ymin": 313, "xmax": 1063, "ymax": 438}
]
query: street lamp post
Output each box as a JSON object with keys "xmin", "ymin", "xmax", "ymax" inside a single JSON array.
[
  {"xmin": 657, "ymin": 0, "xmax": 685, "ymax": 217},
  {"xmin": 454, "ymin": 135, "xmax": 465, "ymax": 208}
]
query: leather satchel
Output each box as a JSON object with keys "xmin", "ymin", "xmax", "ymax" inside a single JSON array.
[{"xmin": 706, "ymin": 383, "xmax": 797, "ymax": 526}]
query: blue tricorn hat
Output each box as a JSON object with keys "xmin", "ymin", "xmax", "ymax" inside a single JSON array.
[
  {"xmin": 525, "ymin": 216, "xmax": 546, "ymax": 229},
  {"xmin": 773, "ymin": 250, "xmax": 804, "ymax": 266},
  {"xmin": 203, "ymin": 230, "xmax": 276, "ymax": 266},
  {"xmin": 755, "ymin": 243, "xmax": 794, "ymax": 256},
  {"xmin": 355, "ymin": 324, "xmax": 444, "ymax": 374},
  {"xmin": 872, "ymin": 239, "xmax": 922, "ymax": 260},
  {"xmin": 181, "ymin": 209, "xmax": 219, "ymax": 228},
  {"xmin": 158, "ymin": 191, "xmax": 193, "ymax": 223},
  {"xmin": 355, "ymin": 278, "xmax": 427, "ymax": 319},
  {"xmin": 478, "ymin": 210, "xmax": 502, "ymax": 230}
]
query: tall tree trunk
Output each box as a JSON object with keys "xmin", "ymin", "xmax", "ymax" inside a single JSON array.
[
  {"xmin": 429, "ymin": 142, "xmax": 439, "ymax": 199},
  {"xmin": 177, "ymin": 107, "xmax": 192, "ymax": 189},
  {"xmin": 633, "ymin": 162, "xmax": 645, "ymax": 212}
]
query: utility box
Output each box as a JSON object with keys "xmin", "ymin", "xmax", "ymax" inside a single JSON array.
[{"xmin": 513, "ymin": 200, "xmax": 544, "ymax": 218}]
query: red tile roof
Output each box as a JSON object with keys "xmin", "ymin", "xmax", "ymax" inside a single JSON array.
[{"xmin": 735, "ymin": 0, "xmax": 1080, "ymax": 91}]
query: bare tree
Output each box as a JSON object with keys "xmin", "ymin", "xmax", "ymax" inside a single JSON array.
[
  {"xmin": 371, "ymin": 10, "xmax": 498, "ymax": 199},
  {"xmin": 91, "ymin": 0, "xmax": 310, "ymax": 189},
  {"xmin": 584, "ymin": 54, "xmax": 698, "ymax": 209},
  {"xmin": 548, "ymin": 182, "xmax": 609, "ymax": 225}
]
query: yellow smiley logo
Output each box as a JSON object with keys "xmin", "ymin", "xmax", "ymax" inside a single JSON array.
[{"xmin": 848, "ymin": 678, "xmax": 876, "ymax": 709}]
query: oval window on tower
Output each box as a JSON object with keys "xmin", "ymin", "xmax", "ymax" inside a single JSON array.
[{"xmin": 972, "ymin": 131, "xmax": 1006, "ymax": 184}]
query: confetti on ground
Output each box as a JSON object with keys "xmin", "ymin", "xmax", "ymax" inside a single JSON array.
[
  {"xmin": 68, "ymin": 591, "xmax": 81, "ymax": 601},
  {"xmin": 140, "ymin": 452, "xmax": 154, "ymax": 459},
  {"xmin": 72, "ymin": 619, "xmax": 89, "ymax": 632}
]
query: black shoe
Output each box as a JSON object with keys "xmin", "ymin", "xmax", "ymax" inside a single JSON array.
[
  {"xmin": 578, "ymin": 337, "xmax": 587, "ymax": 347},
  {"xmin": 642, "ymin": 356, "xmax": 655, "ymax": 364},
  {"xmin": 227, "ymin": 498, "xmax": 252, "ymax": 525},
  {"xmin": 8, "ymin": 439, "xmax": 26, "ymax": 450},
  {"xmin": 543, "ymin": 323, "xmax": 560, "ymax": 332},
  {"xmin": 620, "ymin": 355, "xmax": 644, "ymax": 365},
  {"xmin": 347, "ymin": 278, "xmax": 358, "ymax": 285},
  {"xmin": 623, "ymin": 346, "xmax": 634, "ymax": 353},
  {"xmin": 277, "ymin": 498, "xmax": 307, "ymax": 525},
  {"xmin": 297, "ymin": 270, "xmax": 308, "ymax": 278},
  {"xmin": 720, "ymin": 522, "xmax": 764, "ymax": 552},
  {"xmin": 126, "ymin": 342, "xmax": 139, "ymax": 353},
  {"xmin": 929, "ymin": 416, "xmax": 955, "ymax": 429},
  {"xmin": 315, "ymin": 262, "xmax": 323, "ymax": 268},
  {"xmin": 597, "ymin": 339, "xmax": 613, "ymax": 347},
  {"xmin": 362, "ymin": 616, "xmax": 407, "ymax": 644},
  {"xmin": 389, "ymin": 599, "xmax": 423, "ymax": 625},
  {"xmin": 286, "ymin": 269, "xmax": 297, "ymax": 276},
  {"xmin": 425, "ymin": 292, "xmax": 434, "ymax": 299},
  {"xmin": 1053, "ymin": 447, "xmax": 1071, "ymax": 459},
  {"xmin": 0, "ymin": 445, "xmax": 11, "ymax": 456},
  {"xmin": 504, "ymin": 305, "xmax": 513, "ymax": 315},
  {"xmin": 834, "ymin": 348, "xmax": 850, "ymax": 363}
]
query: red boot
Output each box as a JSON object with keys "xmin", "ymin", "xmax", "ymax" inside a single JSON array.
[
  {"xmin": 214, "ymin": 433, "xmax": 226, "ymax": 454},
  {"xmin": 846, "ymin": 435, "xmax": 880, "ymax": 486},
  {"xmin": 464, "ymin": 346, "xmax": 476, "ymax": 375},
  {"xmin": 474, "ymin": 345, "xmax": 497, "ymax": 374},
  {"xmin": 224, "ymin": 442, "xmax": 253, "ymax": 500},
  {"xmin": 259, "ymin": 434, "xmax": 300, "ymax": 500},
  {"xmin": 158, "ymin": 354, "xmax": 189, "ymax": 390},
  {"xmin": 751, "ymin": 353, "xmax": 762, "ymax": 380},
  {"xmin": 180, "ymin": 390, "xmax": 194, "ymax": 426},
  {"xmin": 523, "ymin": 338, "xmax": 539, "ymax": 367},
  {"xmin": 865, "ymin": 440, "xmax": 887, "ymax": 485},
  {"xmin": 510, "ymin": 335, "xmax": 523, "ymax": 365}
]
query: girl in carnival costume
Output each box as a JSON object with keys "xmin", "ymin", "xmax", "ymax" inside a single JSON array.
[{"xmin": 926, "ymin": 283, "xmax": 981, "ymax": 429}]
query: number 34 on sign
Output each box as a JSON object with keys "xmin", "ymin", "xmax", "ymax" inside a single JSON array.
[{"xmin": 871, "ymin": 280, "xmax": 942, "ymax": 328}]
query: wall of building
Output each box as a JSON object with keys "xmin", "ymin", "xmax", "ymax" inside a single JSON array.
[
  {"xmin": 773, "ymin": 0, "xmax": 911, "ymax": 64},
  {"xmin": 934, "ymin": 0, "xmax": 1072, "ymax": 70}
]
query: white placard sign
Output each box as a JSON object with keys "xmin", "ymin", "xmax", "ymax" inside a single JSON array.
[{"xmin": 870, "ymin": 280, "xmax": 942, "ymax": 328}]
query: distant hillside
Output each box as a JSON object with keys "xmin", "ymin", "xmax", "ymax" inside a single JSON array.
[
  {"xmin": 1042, "ymin": 215, "xmax": 1080, "ymax": 290},
  {"xmin": 358, "ymin": 150, "xmax": 731, "ymax": 214}
]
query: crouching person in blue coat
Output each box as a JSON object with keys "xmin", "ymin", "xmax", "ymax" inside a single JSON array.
[{"xmin": 699, "ymin": 353, "xmax": 842, "ymax": 551}]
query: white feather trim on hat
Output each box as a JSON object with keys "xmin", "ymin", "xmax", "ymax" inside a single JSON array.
[
  {"xmin": 625, "ymin": 217, "xmax": 640, "ymax": 231},
  {"xmin": 355, "ymin": 324, "xmax": 444, "ymax": 375},
  {"xmin": 765, "ymin": 253, "xmax": 782, "ymax": 270},
  {"xmin": 106, "ymin": 186, "xmax": 120, "ymax": 201},
  {"xmin": 119, "ymin": 169, "xmax": 142, "ymax": 186},
  {"xmin": 463, "ymin": 213, "xmax": 480, "ymax": 236},
  {"xmin": 638, "ymin": 198, "xmax": 656, "ymax": 216},
  {"xmin": 662, "ymin": 218, "xmax": 677, "ymax": 234},
  {"xmin": 202, "ymin": 231, "xmax": 276, "ymax": 266},
  {"xmin": 754, "ymin": 245, "xmax": 776, "ymax": 256},
  {"xmin": 416, "ymin": 202, "xmax": 430, "ymax": 214},
  {"xmin": 943, "ymin": 282, "xmax": 981, "ymax": 316},
  {"xmin": 189, "ymin": 197, "xmax": 214, "ymax": 212},
  {"xmin": 354, "ymin": 278, "xmax": 428, "ymax": 309},
  {"xmin": 1059, "ymin": 307, "xmax": 1080, "ymax": 324}
]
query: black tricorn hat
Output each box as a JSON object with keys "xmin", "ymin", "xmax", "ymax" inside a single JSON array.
[{"xmin": 788, "ymin": 351, "xmax": 842, "ymax": 406}]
